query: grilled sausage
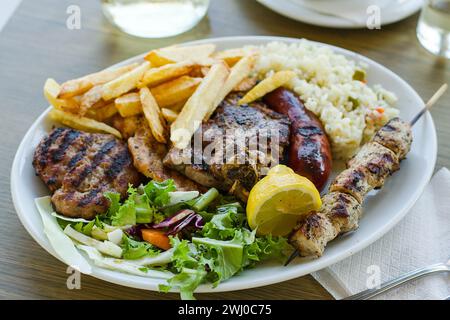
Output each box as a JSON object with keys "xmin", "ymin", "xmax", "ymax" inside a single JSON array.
[{"xmin": 264, "ymin": 88, "xmax": 332, "ymax": 191}]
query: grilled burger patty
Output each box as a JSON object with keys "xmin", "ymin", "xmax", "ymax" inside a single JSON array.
[{"xmin": 33, "ymin": 127, "xmax": 141, "ymax": 219}]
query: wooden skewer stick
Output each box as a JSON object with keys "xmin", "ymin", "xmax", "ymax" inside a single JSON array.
[
  {"xmin": 410, "ymin": 83, "xmax": 448, "ymax": 126},
  {"xmin": 285, "ymin": 84, "xmax": 448, "ymax": 267},
  {"xmin": 284, "ymin": 249, "xmax": 300, "ymax": 266}
]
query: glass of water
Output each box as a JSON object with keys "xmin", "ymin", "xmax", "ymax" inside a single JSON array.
[
  {"xmin": 416, "ymin": 0, "xmax": 450, "ymax": 58},
  {"xmin": 102, "ymin": 0, "xmax": 210, "ymax": 38}
]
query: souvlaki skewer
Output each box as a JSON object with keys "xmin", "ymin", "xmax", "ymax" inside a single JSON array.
[{"xmin": 285, "ymin": 84, "xmax": 448, "ymax": 265}]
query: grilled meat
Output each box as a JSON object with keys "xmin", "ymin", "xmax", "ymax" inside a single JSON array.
[
  {"xmin": 290, "ymin": 192, "xmax": 362, "ymax": 257},
  {"xmin": 112, "ymin": 114, "xmax": 143, "ymax": 140},
  {"xmin": 290, "ymin": 118, "xmax": 412, "ymax": 257},
  {"xmin": 373, "ymin": 117, "xmax": 412, "ymax": 160},
  {"xmin": 128, "ymin": 123, "xmax": 203, "ymax": 192},
  {"xmin": 264, "ymin": 88, "xmax": 332, "ymax": 192},
  {"xmin": 330, "ymin": 142, "xmax": 399, "ymax": 203},
  {"xmin": 164, "ymin": 93, "xmax": 290, "ymax": 201},
  {"xmin": 33, "ymin": 128, "xmax": 141, "ymax": 219}
]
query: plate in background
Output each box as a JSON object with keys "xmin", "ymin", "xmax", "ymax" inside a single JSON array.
[{"xmin": 257, "ymin": 0, "xmax": 423, "ymax": 28}]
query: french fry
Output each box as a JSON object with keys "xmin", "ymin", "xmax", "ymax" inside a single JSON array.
[
  {"xmin": 144, "ymin": 44, "xmax": 216, "ymax": 67},
  {"xmin": 206, "ymin": 55, "xmax": 256, "ymax": 119},
  {"xmin": 44, "ymin": 78, "xmax": 80, "ymax": 112},
  {"xmin": 85, "ymin": 103, "xmax": 118, "ymax": 122},
  {"xmin": 49, "ymin": 108, "xmax": 122, "ymax": 139},
  {"xmin": 165, "ymin": 100, "xmax": 188, "ymax": 112},
  {"xmin": 161, "ymin": 108, "xmax": 179, "ymax": 123},
  {"xmin": 171, "ymin": 62, "xmax": 229, "ymax": 149},
  {"xmin": 140, "ymin": 87, "xmax": 167, "ymax": 143},
  {"xmin": 91, "ymin": 98, "xmax": 110, "ymax": 109},
  {"xmin": 58, "ymin": 63, "xmax": 139, "ymax": 98},
  {"xmin": 115, "ymin": 92, "xmax": 142, "ymax": 117},
  {"xmin": 151, "ymin": 76, "xmax": 202, "ymax": 108},
  {"xmin": 80, "ymin": 85, "xmax": 104, "ymax": 115},
  {"xmin": 102, "ymin": 62, "xmax": 151, "ymax": 101},
  {"xmin": 190, "ymin": 65, "xmax": 211, "ymax": 78},
  {"xmin": 139, "ymin": 61, "xmax": 195, "ymax": 88},
  {"xmin": 212, "ymin": 48, "xmax": 259, "ymax": 66},
  {"xmin": 238, "ymin": 70, "xmax": 296, "ymax": 105}
]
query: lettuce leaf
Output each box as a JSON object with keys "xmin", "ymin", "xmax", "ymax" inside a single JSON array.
[
  {"xmin": 242, "ymin": 235, "xmax": 290, "ymax": 268},
  {"xmin": 106, "ymin": 182, "xmax": 175, "ymax": 226},
  {"xmin": 192, "ymin": 235, "xmax": 243, "ymax": 284},
  {"xmin": 111, "ymin": 200, "xmax": 136, "ymax": 226},
  {"xmin": 144, "ymin": 179, "xmax": 176, "ymax": 207},
  {"xmin": 163, "ymin": 238, "xmax": 207, "ymax": 300},
  {"xmin": 73, "ymin": 220, "xmax": 95, "ymax": 236},
  {"xmin": 121, "ymin": 235, "xmax": 160, "ymax": 260},
  {"xmin": 164, "ymin": 267, "xmax": 207, "ymax": 300},
  {"xmin": 201, "ymin": 203, "xmax": 245, "ymax": 240},
  {"xmin": 162, "ymin": 200, "xmax": 291, "ymax": 299},
  {"xmin": 104, "ymin": 192, "xmax": 121, "ymax": 218},
  {"xmin": 170, "ymin": 237, "xmax": 200, "ymax": 270}
]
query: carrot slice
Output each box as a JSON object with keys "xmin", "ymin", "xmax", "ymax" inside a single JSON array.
[{"xmin": 141, "ymin": 229, "xmax": 171, "ymax": 250}]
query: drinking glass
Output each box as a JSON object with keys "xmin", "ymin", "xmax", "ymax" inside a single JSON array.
[
  {"xmin": 416, "ymin": 0, "xmax": 450, "ymax": 58},
  {"xmin": 101, "ymin": 0, "xmax": 210, "ymax": 38}
]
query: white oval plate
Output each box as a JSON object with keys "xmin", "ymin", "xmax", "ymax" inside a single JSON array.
[
  {"xmin": 257, "ymin": 0, "xmax": 423, "ymax": 29},
  {"xmin": 11, "ymin": 36, "xmax": 436, "ymax": 294}
]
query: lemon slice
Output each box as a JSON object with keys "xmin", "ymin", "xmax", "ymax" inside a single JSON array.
[{"xmin": 246, "ymin": 165, "xmax": 322, "ymax": 236}]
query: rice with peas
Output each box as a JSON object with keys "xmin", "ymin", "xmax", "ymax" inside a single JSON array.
[{"xmin": 247, "ymin": 40, "xmax": 399, "ymax": 160}]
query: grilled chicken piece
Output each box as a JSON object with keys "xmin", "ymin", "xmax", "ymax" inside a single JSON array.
[
  {"xmin": 330, "ymin": 142, "xmax": 399, "ymax": 203},
  {"xmin": 164, "ymin": 93, "xmax": 290, "ymax": 201},
  {"xmin": 128, "ymin": 124, "xmax": 203, "ymax": 192},
  {"xmin": 329, "ymin": 167, "xmax": 371, "ymax": 204},
  {"xmin": 290, "ymin": 192, "xmax": 362, "ymax": 257},
  {"xmin": 290, "ymin": 118, "xmax": 413, "ymax": 258},
  {"xmin": 373, "ymin": 117, "xmax": 412, "ymax": 160},
  {"xmin": 33, "ymin": 128, "xmax": 141, "ymax": 219},
  {"xmin": 290, "ymin": 212, "xmax": 337, "ymax": 258},
  {"xmin": 112, "ymin": 115, "xmax": 143, "ymax": 140}
]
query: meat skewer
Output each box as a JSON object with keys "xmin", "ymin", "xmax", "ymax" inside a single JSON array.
[{"xmin": 285, "ymin": 84, "xmax": 448, "ymax": 265}]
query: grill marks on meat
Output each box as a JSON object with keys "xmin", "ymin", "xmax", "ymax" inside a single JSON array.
[
  {"xmin": 330, "ymin": 142, "xmax": 399, "ymax": 203},
  {"xmin": 163, "ymin": 94, "xmax": 290, "ymax": 201},
  {"xmin": 33, "ymin": 128, "xmax": 141, "ymax": 219},
  {"xmin": 128, "ymin": 124, "xmax": 203, "ymax": 192},
  {"xmin": 289, "ymin": 118, "xmax": 413, "ymax": 258},
  {"xmin": 294, "ymin": 141, "xmax": 399, "ymax": 255},
  {"xmin": 34, "ymin": 127, "xmax": 91, "ymax": 192},
  {"xmin": 290, "ymin": 192, "xmax": 362, "ymax": 257},
  {"xmin": 373, "ymin": 117, "xmax": 412, "ymax": 160}
]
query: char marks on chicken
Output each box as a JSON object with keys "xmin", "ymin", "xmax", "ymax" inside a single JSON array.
[{"xmin": 289, "ymin": 117, "xmax": 413, "ymax": 258}]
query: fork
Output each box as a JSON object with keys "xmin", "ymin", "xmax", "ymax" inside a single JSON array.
[{"xmin": 343, "ymin": 258, "xmax": 450, "ymax": 300}]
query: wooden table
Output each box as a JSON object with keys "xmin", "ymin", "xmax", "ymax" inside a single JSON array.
[{"xmin": 0, "ymin": 0, "xmax": 448, "ymax": 300}]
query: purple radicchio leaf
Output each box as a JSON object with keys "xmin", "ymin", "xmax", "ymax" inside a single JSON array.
[
  {"xmin": 153, "ymin": 209, "xmax": 194, "ymax": 229},
  {"xmin": 193, "ymin": 214, "xmax": 204, "ymax": 228},
  {"xmin": 166, "ymin": 213, "xmax": 197, "ymax": 236}
]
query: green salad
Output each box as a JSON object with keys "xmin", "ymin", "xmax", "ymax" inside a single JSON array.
[{"xmin": 36, "ymin": 179, "xmax": 291, "ymax": 300}]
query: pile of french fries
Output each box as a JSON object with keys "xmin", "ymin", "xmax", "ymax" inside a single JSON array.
[{"xmin": 44, "ymin": 43, "xmax": 294, "ymax": 149}]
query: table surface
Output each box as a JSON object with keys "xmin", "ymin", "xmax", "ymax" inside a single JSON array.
[{"xmin": 0, "ymin": 0, "xmax": 448, "ymax": 300}]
